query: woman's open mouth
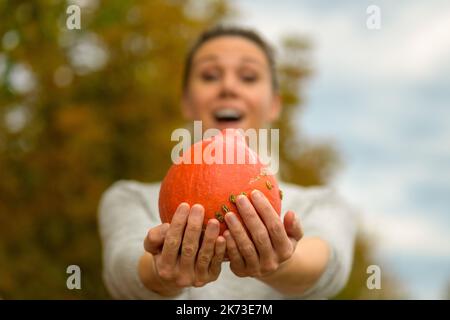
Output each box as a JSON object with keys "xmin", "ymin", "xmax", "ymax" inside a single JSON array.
[{"xmin": 213, "ymin": 108, "xmax": 245, "ymax": 129}]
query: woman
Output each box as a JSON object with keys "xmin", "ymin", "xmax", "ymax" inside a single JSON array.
[{"xmin": 98, "ymin": 25, "xmax": 356, "ymax": 299}]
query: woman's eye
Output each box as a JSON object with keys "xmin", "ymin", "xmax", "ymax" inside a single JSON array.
[
  {"xmin": 241, "ymin": 74, "xmax": 258, "ymax": 83},
  {"xmin": 201, "ymin": 72, "xmax": 219, "ymax": 82}
]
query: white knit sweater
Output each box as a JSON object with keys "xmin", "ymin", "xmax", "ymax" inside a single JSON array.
[{"xmin": 98, "ymin": 180, "xmax": 356, "ymax": 299}]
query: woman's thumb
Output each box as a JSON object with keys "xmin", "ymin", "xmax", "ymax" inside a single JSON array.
[{"xmin": 284, "ymin": 211, "xmax": 303, "ymax": 241}]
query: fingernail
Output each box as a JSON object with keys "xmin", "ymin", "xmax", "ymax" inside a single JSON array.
[
  {"xmin": 237, "ymin": 195, "xmax": 248, "ymax": 206},
  {"xmin": 251, "ymin": 189, "xmax": 262, "ymax": 200},
  {"xmin": 178, "ymin": 202, "xmax": 190, "ymax": 210},
  {"xmin": 191, "ymin": 204, "xmax": 204, "ymax": 218},
  {"xmin": 225, "ymin": 213, "xmax": 238, "ymax": 226},
  {"xmin": 208, "ymin": 219, "xmax": 219, "ymax": 230},
  {"xmin": 177, "ymin": 203, "xmax": 190, "ymax": 217}
]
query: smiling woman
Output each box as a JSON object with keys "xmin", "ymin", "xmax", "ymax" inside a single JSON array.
[
  {"xmin": 181, "ymin": 26, "xmax": 281, "ymax": 131},
  {"xmin": 98, "ymin": 25, "xmax": 357, "ymax": 299}
]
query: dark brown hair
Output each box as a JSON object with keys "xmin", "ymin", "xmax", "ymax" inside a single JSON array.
[{"xmin": 182, "ymin": 25, "xmax": 279, "ymax": 93}]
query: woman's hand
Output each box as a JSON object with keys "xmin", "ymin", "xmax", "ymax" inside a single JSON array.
[
  {"xmin": 223, "ymin": 189, "xmax": 303, "ymax": 278},
  {"xmin": 143, "ymin": 203, "xmax": 226, "ymax": 293}
]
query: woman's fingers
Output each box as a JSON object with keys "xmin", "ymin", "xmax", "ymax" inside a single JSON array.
[
  {"xmin": 160, "ymin": 202, "xmax": 190, "ymax": 269},
  {"xmin": 144, "ymin": 223, "xmax": 170, "ymax": 255},
  {"xmin": 209, "ymin": 236, "xmax": 226, "ymax": 278},
  {"xmin": 178, "ymin": 204, "xmax": 204, "ymax": 284},
  {"xmin": 223, "ymin": 230, "xmax": 246, "ymax": 277},
  {"xmin": 251, "ymin": 190, "xmax": 292, "ymax": 260},
  {"xmin": 235, "ymin": 195, "xmax": 274, "ymax": 268},
  {"xmin": 196, "ymin": 219, "xmax": 220, "ymax": 283},
  {"xmin": 224, "ymin": 213, "xmax": 260, "ymax": 276}
]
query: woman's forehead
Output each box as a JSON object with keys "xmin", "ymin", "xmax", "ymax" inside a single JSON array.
[{"xmin": 192, "ymin": 36, "xmax": 268, "ymax": 67}]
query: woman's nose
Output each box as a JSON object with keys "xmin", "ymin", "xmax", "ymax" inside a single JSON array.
[{"xmin": 218, "ymin": 73, "xmax": 239, "ymax": 98}]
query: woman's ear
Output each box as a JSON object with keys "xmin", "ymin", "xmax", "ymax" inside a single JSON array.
[
  {"xmin": 181, "ymin": 91, "xmax": 194, "ymax": 120},
  {"xmin": 268, "ymin": 93, "xmax": 282, "ymax": 122}
]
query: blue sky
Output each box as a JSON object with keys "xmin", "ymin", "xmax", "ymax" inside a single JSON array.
[{"xmin": 231, "ymin": 0, "xmax": 450, "ymax": 299}]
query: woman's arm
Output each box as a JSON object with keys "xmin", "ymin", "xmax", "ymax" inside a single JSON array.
[
  {"xmin": 98, "ymin": 181, "xmax": 189, "ymax": 299},
  {"xmin": 256, "ymin": 237, "xmax": 330, "ymax": 296}
]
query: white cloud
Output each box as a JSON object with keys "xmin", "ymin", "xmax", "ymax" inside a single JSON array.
[
  {"xmin": 235, "ymin": 1, "xmax": 450, "ymax": 85},
  {"xmin": 336, "ymin": 164, "xmax": 450, "ymax": 258},
  {"xmin": 364, "ymin": 211, "xmax": 450, "ymax": 258},
  {"xmin": 377, "ymin": 4, "xmax": 450, "ymax": 81}
]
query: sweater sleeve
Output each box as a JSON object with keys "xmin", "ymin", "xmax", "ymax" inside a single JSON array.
[
  {"xmin": 286, "ymin": 186, "xmax": 357, "ymax": 299},
  {"xmin": 98, "ymin": 180, "xmax": 188, "ymax": 300}
]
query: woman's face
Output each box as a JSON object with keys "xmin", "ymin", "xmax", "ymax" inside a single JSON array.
[{"xmin": 182, "ymin": 36, "xmax": 281, "ymax": 132}]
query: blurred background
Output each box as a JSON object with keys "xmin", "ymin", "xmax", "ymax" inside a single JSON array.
[{"xmin": 0, "ymin": 0, "xmax": 449, "ymax": 299}]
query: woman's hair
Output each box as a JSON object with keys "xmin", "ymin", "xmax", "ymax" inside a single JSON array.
[{"xmin": 182, "ymin": 25, "xmax": 279, "ymax": 93}]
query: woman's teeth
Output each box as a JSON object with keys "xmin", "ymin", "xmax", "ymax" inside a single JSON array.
[{"xmin": 214, "ymin": 108, "xmax": 243, "ymax": 122}]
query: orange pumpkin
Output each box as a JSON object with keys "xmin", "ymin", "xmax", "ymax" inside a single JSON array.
[{"xmin": 159, "ymin": 129, "xmax": 282, "ymax": 235}]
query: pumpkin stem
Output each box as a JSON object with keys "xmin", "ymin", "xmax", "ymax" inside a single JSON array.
[{"xmin": 215, "ymin": 211, "xmax": 224, "ymax": 223}]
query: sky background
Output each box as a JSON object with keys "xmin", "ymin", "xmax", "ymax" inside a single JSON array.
[{"xmin": 231, "ymin": 0, "xmax": 450, "ymax": 299}]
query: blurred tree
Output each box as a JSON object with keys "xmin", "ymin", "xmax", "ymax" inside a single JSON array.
[
  {"xmin": 0, "ymin": 0, "xmax": 402, "ymax": 299},
  {"xmin": 0, "ymin": 0, "xmax": 231, "ymax": 299}
]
